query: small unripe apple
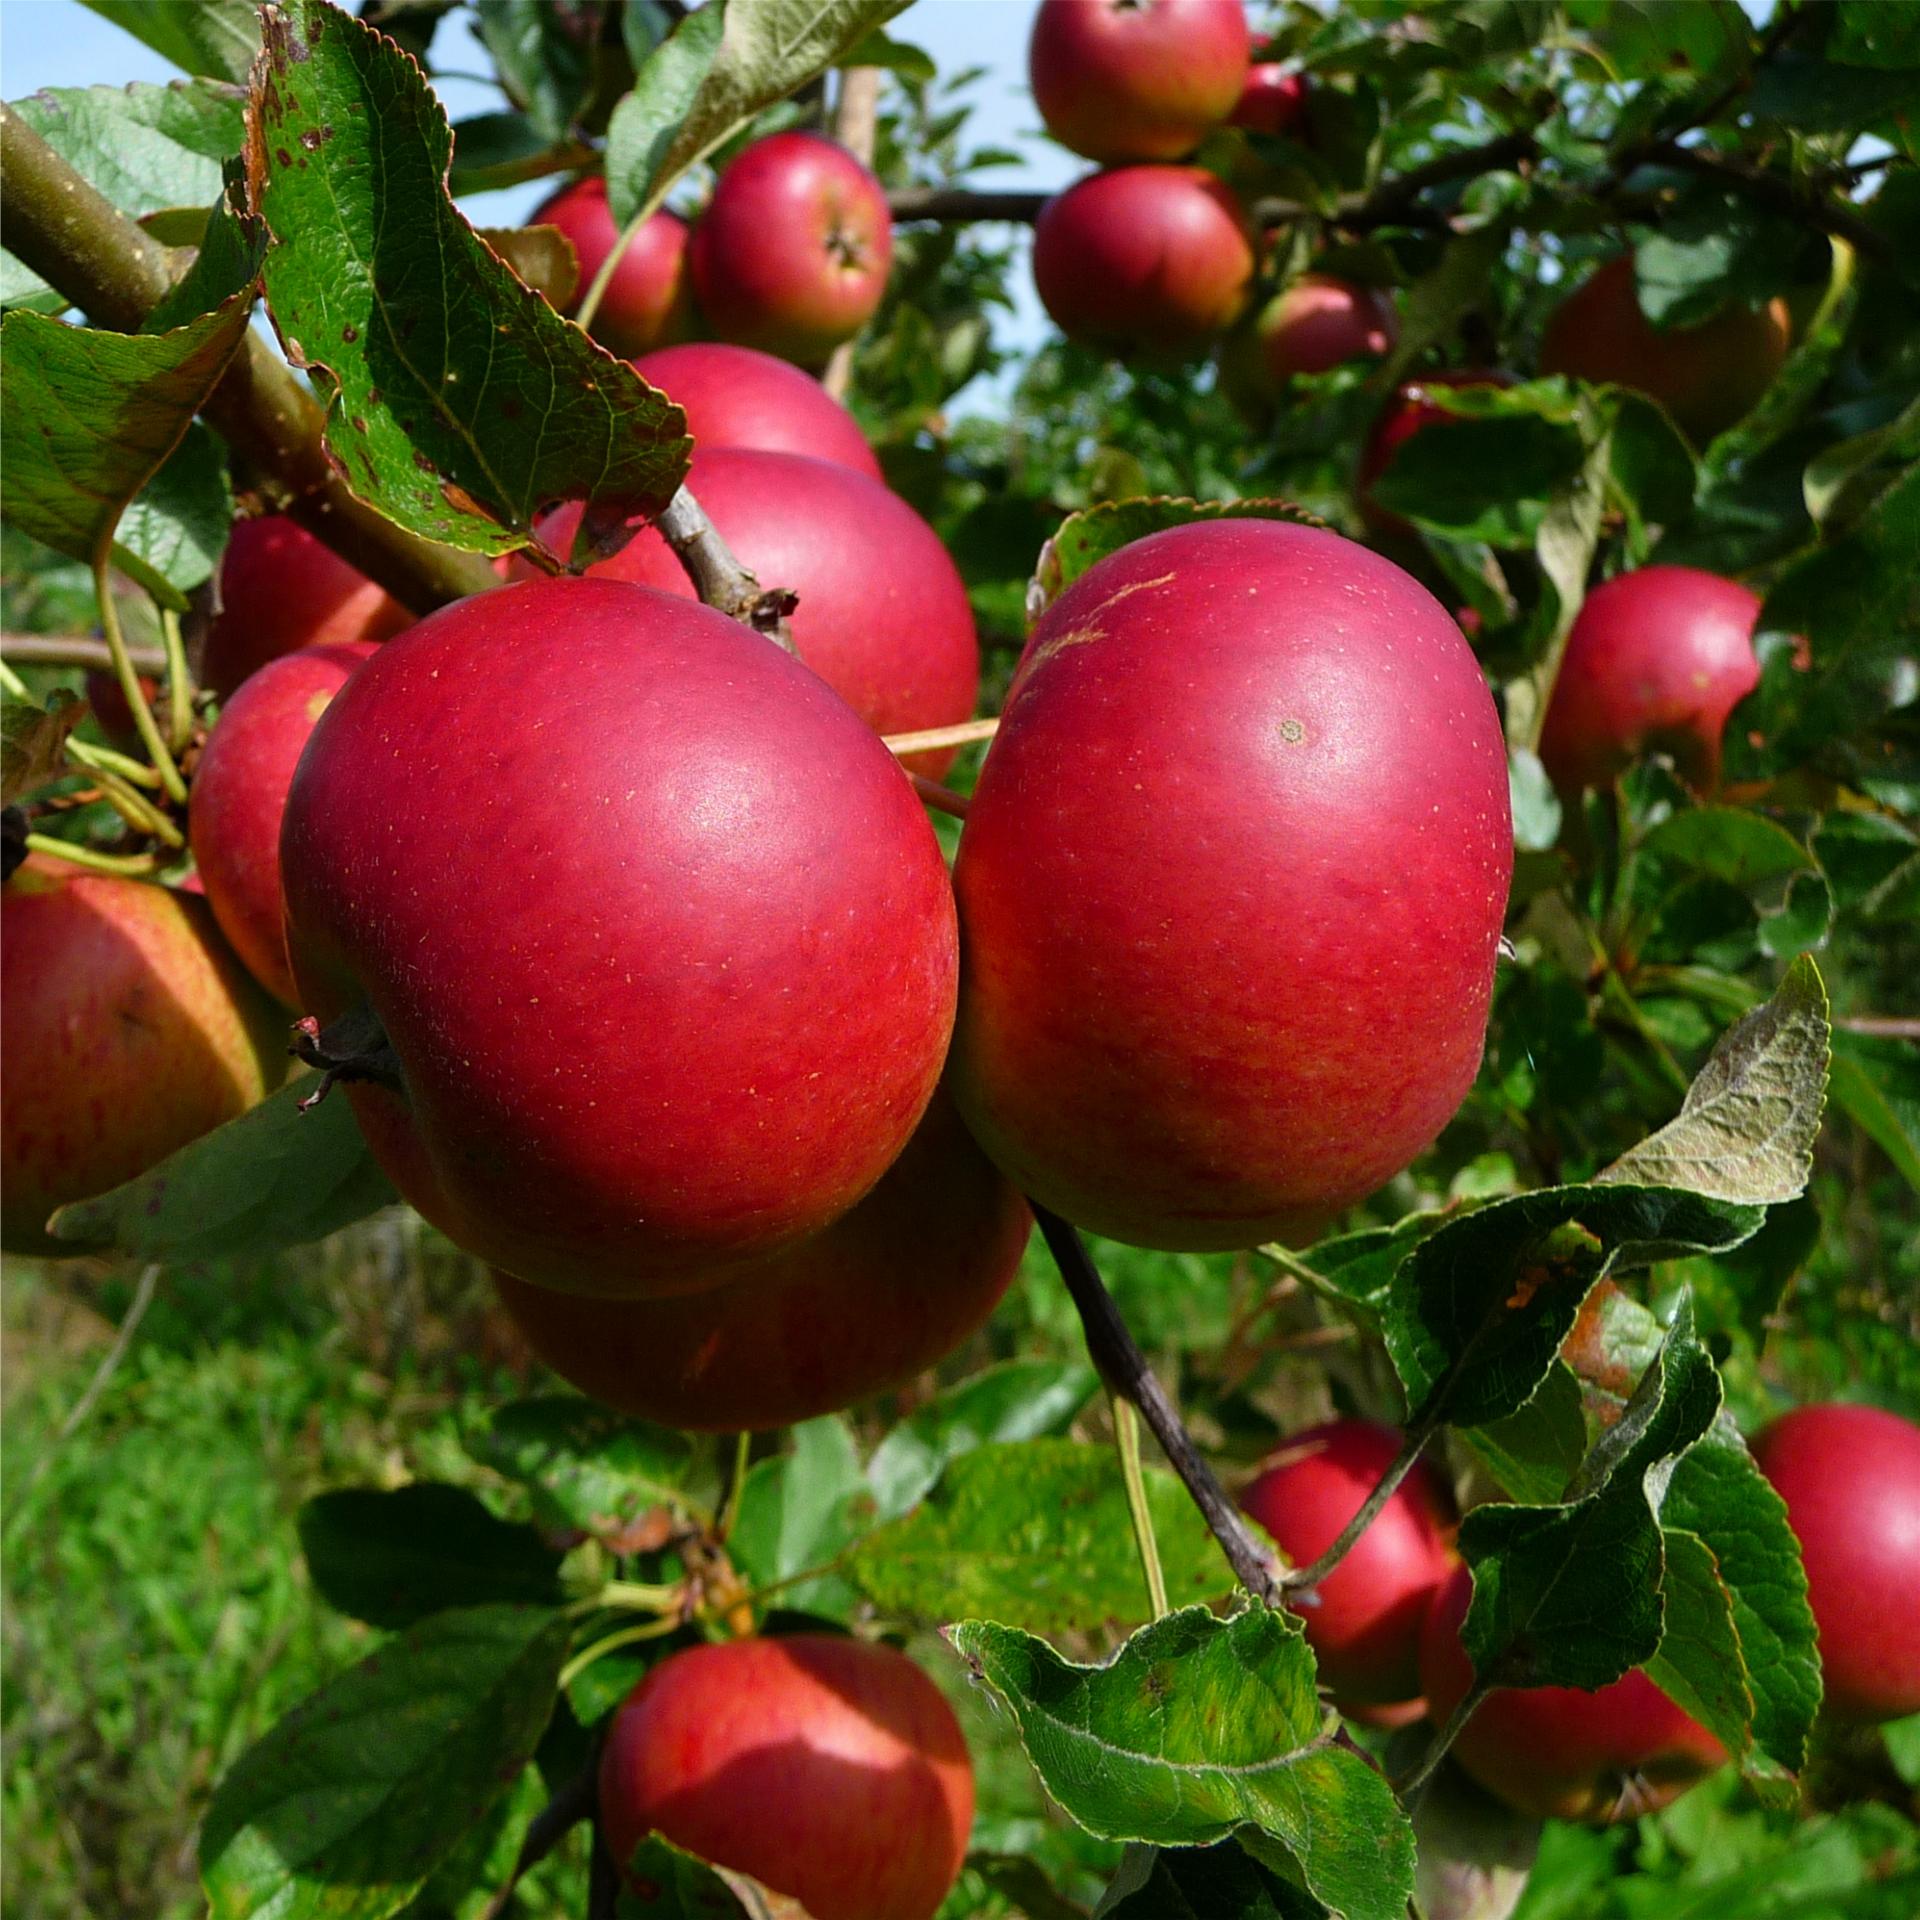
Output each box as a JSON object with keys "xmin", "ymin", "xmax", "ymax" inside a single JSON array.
[
  {"xmin": 280, "ymin": 576, "xmax": 957, "ymax": 1299},
  {"xmin": 526, "ymin": 175, "xmax": 692, "ymax": 358},
  {"xmin": 601, "ymin": 1635, "xmax": 974, "ymax": 1920},
  {"xmin": 1751, "ymin": 1402, "xmax": 1920, "ymax": 1725},
  {"xmin": 1536, "ymin": 565, "xmax": 1762, "ymax": 793},
  {"xmin": 1538, "ymin": 257, "xmax": 1791, "ymax": 445},
  {"xmin": 2, "ymin": 860, "xmax": 283, "ymax": 1253},
  {"xmin": 1420, "ymin": 1562, "xmax": 1727, "ymax": 1823},
  {"xmin": 951, "ymin": 519, "xmax": 1512, "ymax": 1250},
  {"xmin": 189, "ymin": 640, "xmax": 374, "ymax": 1006},
  {"xmin": 1241, "ymin": 1419, "xmax": 1457, "ymax": 1709},
  {"xmin": 1029, "ymin": 0, "xmax": 1251, "ymax": 164},
  {"xmin": 1256, "ymin": 273, "xmax": 1398, "ymax": 382},
  {"xmin": 202, "ymin": 515, "xmax": 410, "ymax": 700},
  {"xmin": 1232, "ymin": 58, "xmax": 1307, "ymax": 137},
  {"xmin": 1032, "ymin": 165, "xmax": 1256, "ymax": 356},
  {"xmin": 630, "ymin": 340, "xmax": 882, "ymax": 478},
  {"xmin": 689, "ymin": 131, "xmax": 892, "ymax": 366},
  {"xmin": 1357, "ymin": 369, "xmax": 1514, "ymax": 538},
  {"xmin": 494, "ymin": 1087, "xmax": 1029, "ymax": 1431},
  {"xmin": 525, "ymin": 447, "xmax": 978, "ymax": 773}
]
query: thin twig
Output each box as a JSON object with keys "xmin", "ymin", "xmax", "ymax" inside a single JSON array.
[
  {"xmin": 1033, "ymin": 1207, "xmax": 1282, "ymax": 1606},
  {"xmin": 479, "ymin": 1761, "xmax": 596, "ymax": 1920},
  {"xmin": 1626, "ymin": 138, "xmax": 1891, "ymax": 266},
  {"xmin": 652, "ymin": 487, "xmax": 797, "ymax": 650},
  {"xmin": 1837, "ymin": 1016, "xmax": 1920, "ymax": 1040},
  {"xmin": 1, "ymin": 635, "xmax": 171, "ymax": 674},
  {"xmin": 883, "ymin": 716, "xmax": 999, "ymax": 757},
  {"xmin": 588, "ymin": 1817, "xmax": 621, "ymax": 1920}
]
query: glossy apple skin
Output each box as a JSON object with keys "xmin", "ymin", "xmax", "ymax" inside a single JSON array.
[
  {"xmin": 527, "ymin": 175, "xmax": 692, "ymax": 358},
  {"xmin": 1752, "ymin": 1403, "xmax": 1920, "ymax": 1725},
  {"xmin": 1539, "ymin": 256, "xmax": 1791, "ymax": 444},
  {"xmin": 495, "ymin": 1088, "xmax": 1029, "ymax": 1430},
  {"xmin": 1242, "ymin": 1419, "xmax": 1457, "ymax": 1708},
  {"xmin": 602, "ymin": 1635, "xmax": 973, "ymax": 1920},
  {"xmin": 1033, "ymin": 166, "xmax": 1255, "ymax": 356},
  {"xmin": 1029, "ymin": 0, "xmax": 1251, "ymax": 163},
  {"xmin": 1537, "ymin": 566, "xmax": 1762, "ymax": 793},
  {"xmin": 189, "ymin": 641, "xmax": 374, "ymax": 1007},
  {"xmin": 524, "ymin": 448, "xmax": 978, "ymax": 775},
  {"xmin": 202, "ymin": 515, "xmax": 410, "ymax": 700},
  {"xmin": 1357, "ymin": 369, "xmax": 1514, "ymax": 538},
  {"xmin": 1, "ymin": 860, "xmax": 283, "ymax": 1253},
  {"xmin": 1258, "ymin": 274, "xmax": 1398, "ymax": 381},
  {"xmin": 1232, "ymin": 60, "xmax": 1307, "ymax": 136},
  {"xmin": 630, "ymin": 341, "xmax": 882, "ymax": 479},
  {"xmin": 951, "ymin": 520, "xmax": 1512, "ymax": 1251},
  {"xmin": 690, "ymin": 132, "xmax": 892, "ymax": 366},
  {"xmin": 280, "ymin": 576, "xmax": 958, "ymax": 1298},
  {"xmin": 1421, "ymin": 1562, "xmax": 1726, "ymax": 1823}
]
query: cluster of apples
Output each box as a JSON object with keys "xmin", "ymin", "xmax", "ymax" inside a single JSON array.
[{"xmin": 1245, "ymin": 1402, "xmax": 1920, "ymax": 1826}]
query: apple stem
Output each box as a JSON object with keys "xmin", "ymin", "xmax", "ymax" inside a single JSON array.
[
  {"xmin": 1110, "ymin": 1391, "xmax": 1170, "ymax": 1618},
  {"xmin": 653, "ymin": 488, "xmax": 800, "ymax": 652},
  {"xmin": 908, "ymin": 773, "xmax": 970, "ymax": 819},
  {"xmin": 20, "ymin": 832, "xmax": 161, "ymax": 877},
  {"xmin": 290, "ymin": 1006, "xmax": 406, "ymax": 1110},
  {"xmin": 1281, "ymin": 1426, "xmax": 1436, "ymax": 1597},
  {"xmin": 1395, "ymin": 1672, "xmax": 1497, "ymax": 1805},
  {"xmin": 95, "ymin": 558, "xmax": 186, "ymax": 806},
  {"xmin": 1033, "ymin": 1205, "xmax": 1283, "ymax": 1607},
  {"xmin": 717, "ymin": 1431, "xmax": 752, "ymax": 1544}
]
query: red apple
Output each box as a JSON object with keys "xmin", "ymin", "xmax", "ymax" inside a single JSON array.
[
  {"xmin": 689, "ymin": 132, "xmax": 892, "ymax": 366},
  {"xmin": 1751, "ymin": 1403, "xmax": 1920, "ymax": 1725},
  {"xmin": 1420, "ymin": 1561, "xmax": 1727, "ymax": 1823},
  {"xmin": 494, "ymin": 1087, "xmax": 1029, "ymax": 1431},
  {"xmin": 202, "ymin": 514, "xmax": 410, "ymax": 700},
  {"xmin": 1536, "ymin": 565, "xmax": 1762, "ymax": 793},
  {"xmin": 526, "ymin": 175, "xmax": 692, "ymax": 358},
  {"xmin": 1538, "ymin": 256, "xmax": 1791, "ymax": 444},
  {"xmin": 1241, "ymin": 1419, "xmax": 1457, "ymax": 1709},
  {"xmin": 1029, "ymin": 0, "xmax": 1251, "ymax": 164},
  {"xmin": 630, "ymin": 341, "xmax": 882, "ymax": 479},
  {"xmin": 189, "ymin": 640, "xmax": 374, "ymax": 1006},
  {"xmin": 1357, "ymin": 369, "xmax": 1514, "ymax": 538},
  {"xmin": 951, "ymin": 519, "xmax": 1512, "ymax": 1251},
  {"xmin": 1232, "ymin": 59, "xmax": 1307, "ymax": 137},
  {"xmin": 279, "ymin": 575, "xmax": 957, "ymax": 1299},
  {"xmin": 1257, "ymin": 273, "xmax": 1398, "ymax": 381},
  {"xmin": 1032, "ymin": 166, "xmax": 1256, "ymax": 356},
  {"xmin": 1, "ymin": 859, "xmax": 283, "ymax": 1253},
  {"xmin": 523, "ymin": 447, "xmax": 979, "ymax": 773},
  {"xmin": 601, "ymin": 1635, "xmax": 973, "ymax": 1920}
]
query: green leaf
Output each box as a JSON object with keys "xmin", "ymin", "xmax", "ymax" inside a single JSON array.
[
  {"xmin": 840, "ymin": 27, "xmax": 937, "ymax": 83},
  {"xmin": 729, "ymin": 1415, "xmax": 872, "ymax": 1617},
  {"xmin": 48, "ymin": 1074, "xmax": 400, "ymax": 1262},
  {"xmin": 866, "ymin": 1359, "xmax": 1099, "ymax": 1522},
  {"xmin": 248, "ymin": 0, "xmax": 687, "ymax": 558},
  {"xmin": 297, "ymin": 1483, "xmax": 565, "ymax": 1629},
  {"xmin": 473, "ymin": 0, "xmax": 597, "ymax": 145},
  {"xmin": 1599, "ymin": 955, "xmax": 1830, "ymax": 1203},
  {"xmin": 0, "ymin": 295, "xmax": 254, "ymax": 607},
  {"xmin": 1462, "ymin": 1359, "xmax": 1589, "ymax": 1504},
  {"xmin": 1458, "ymin": 1297, "xmax": 1723, "ymax": 1691},
  {"xmin": 1, "ymin": 688, "xmax": 83, "ymax": 806},
  {"xmin": 403, "ymin": 1763, "xmax": 546, "ymax": 1920},
  {"xmin": 79, "ymin": 0, "xmax": 262, "ymax": 83},
  {"xmin": 603, "ymin": 0, "xmax": 909, "ymax": 224},
  {"xmin": 115, "ymin": 421, "xmax": 233, "ymax": 601},
  {"xmin": 1830, "ymin": 1031, "xmax": 1920, "ymax": 1192},
  {"xmin": 200, "ymin": 1603, "xmax": 569, "ymax": 1920},
  {"xmin": 951, "ymin": 1608, "xmax": 1415, "ymax": 1920},
  {"xmin": 467, "ymin": 1397, "xmax": 712, "ymax": 1543},
  {"xmin": 850, "ymin": 1440, "xmax": 1235, "ymax": 1636},
  {"xmin": 604, "ymin": 2, "xmax": 728, "ymax": 225},
  {"xmin": 1029, "ymin": 497, "xmax": 1326, "ymax": 619},
  {"xmin": 613, "ymin": 1837, "xmax": 756, "ymax": 1917},
  {"xmin": 1371, "ymin": 410, "xmax": 1588, "ymax": 548},
  {"xmin": 1097, "ymin": 1840, "xmax": 1321, "ymax": 1919},
  {"xmin": 1508, "ymin": 747, "xmax": 1563, "ymax": 853},
  {"xmin": 1747, "ymin": 52, "xmax": 1920, "ymax": 134},
  {"xmin": 1564, "ymin": 0, "xmax": 1751, "ymax": 90},
  {"xmin": 1633, "ymin": 187, "xmax": 1802, "ymax": 330}
]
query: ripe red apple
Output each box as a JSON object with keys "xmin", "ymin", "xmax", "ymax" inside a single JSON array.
[
  {"xmin": 1256, "ymin": 273, "xmax": 1398, "ymax": 381},
  {"xmin": 689, "ymin": 131, "xmax": 892, "ymax": 366},
  {"xmin": 630, "ymin": 341, "xmax": 882, "ymax": 479},
  {"xmin": 202, "ymin": 514, "xmax": 410, "ymax": 700},
  {"xmin": 523, "ymin": 447, "xmax": 978, "ymax": 773},
  {"xmin": 1538, "ymin": 256, "xmax": 1792, "ymax": 444},
  {"xmin": 1028, "ymin": 0, "xmax": 1251, "ymax": 163},
  {"xmin": 1032, "ymin": 166, "xmax": 1256, "ymax": 356},
  {"xmin": 1751, "ymin": 1403, "xmax": 1920, "ymax": 1725},
  {"xmin": 1357, "ymin": 369, "xmax": 1514, "ymax": 538},
  {"xmin": 1232, "ymin": 57, "xmax": 1307, "ymax": 137},
  {"xmin": 1, "ymin": 859, "xmax": 283, "ymax": 1253},
  {"xmin": 494, "ymin": 1087, "xmax": 1029, "ymax": 1431},
  {"xmin": 1420, "ymin": 1562, "xmax": 1727, "ymax": 1823},
  {"xmin": 601, "ymin": 1635, "xmax": 974, "ymax": 1920},
  {"xmin": 189, "ymin": 640, "xmax": 374, "ymax": 1007},
  {"xmin": 1536, "ymin": 565, "xmax": 1762, "ymax": 793},
  {"xmin": 1241, "ymin": 1419, "xmax": 1457, "ymax": 1710},
  {"xmin": 526, "ymin": 175, "xmax": 692, "ymax": 358},
  {"xmin": 950, "ymin": 519, "xmax": 1512, "ymax": 1251},
  {"xmin": 279, "ymin": 575, "xmax": 957, "ymax": 1299}
]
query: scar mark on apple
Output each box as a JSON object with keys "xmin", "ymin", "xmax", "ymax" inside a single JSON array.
[
  {"xmin": 1024, "ymin": 622, "xmax": 1107, "ymax": 669},
  {"xmin": 1090, "ymin": 569, "xmax": 1177, "ymax": 613}
]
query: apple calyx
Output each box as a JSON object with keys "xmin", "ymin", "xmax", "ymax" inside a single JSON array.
[{"xmin": 291, "ymin": 1004, "xmax": 404, "ymax": 1110}]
